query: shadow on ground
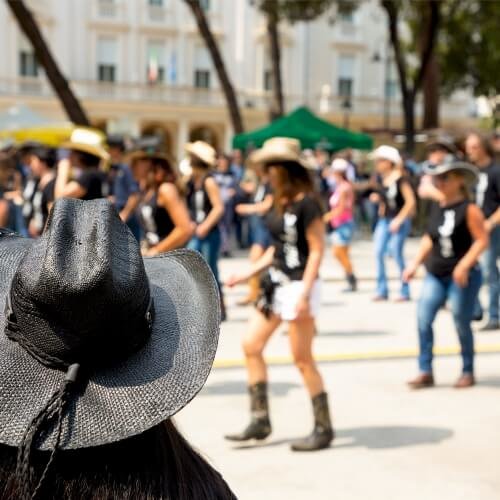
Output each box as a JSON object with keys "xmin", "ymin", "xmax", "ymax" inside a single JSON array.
[
  {"xmin": 477, "ymin": 377, "xmax": 500, "ymax": 388},
  {"xmin": 334, "ymin": 426, "xmax": 453, "ymax": 449},
  {"xmin": 200, "ymin": 380, "xmax": 300, "ymax": 397},
  {"xmin": 318, "ymin": 330, "xmax": 391, "ymax": 338}
]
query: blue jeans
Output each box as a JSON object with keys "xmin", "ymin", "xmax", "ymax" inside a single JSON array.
[
  {"xmin": 417, "ymin": 267, "xmax": 482, "ymax": 374},
  {"xmin": 188, "ymin": 228, "xmax": 221, "ymax": 285},
  {"xmin": 475, "ymin": 226, "xmax": 500, "ymax": 322},
  {"xmin": 374, "ymin": 217, "xmax": 411, "ymax": 299}
]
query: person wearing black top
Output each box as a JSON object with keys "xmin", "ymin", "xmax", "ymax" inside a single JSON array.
[
  {"xmin": 133, "ymin": 151, "xmax": 193, "ymax": 256},
  {"xmin": 55, "ymin": 128, "xmax": 109, "ymax": 201},
  {"xmin": 185, "ymin": 142, "xmax": 224, "ymax": 286},
  {"xmin": 404, "ymin": 161, "xmax": 488, "ymax": 389},
  {"xmin": 225, "ymin": 138, "xmax": 334, "ymax": 452},
  {"xmin": 369, "ymin": 145, "xmax": 416, "ymax": 301},
  {"xmin": 235, "ymin": 154, "xmax": 274, "ymax": 305},
  {"xmin": 26, "ymin": 146, "xmax": 56, "ymax": 237},
  {"xmin": 465, "ymin": 133, "xmax": 500, "ymax": 331}
]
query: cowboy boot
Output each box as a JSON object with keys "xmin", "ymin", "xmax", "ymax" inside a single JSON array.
[
  {"xmin": 343, "ymin": 274, "xmax": 357, "ymax": 293},
  {"xmin": 291, "ymin": 392, "xmax": 334, "ymax": 452},
  {"xmin": 225, "ymin": 382, "xmax": 271, "ymax": 441},
  {"xmin": 237, "ymin": 275, "xmax": 261, "ymax": 306}
]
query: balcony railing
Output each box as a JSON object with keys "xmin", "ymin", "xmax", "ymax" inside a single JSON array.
[
  {"xmin": 91, "ymin": 0, "xmax": 127, "ymax": 22},
  {"xmin": 0, "ymin": 77, "xmax": 472, "ymax": 121}
]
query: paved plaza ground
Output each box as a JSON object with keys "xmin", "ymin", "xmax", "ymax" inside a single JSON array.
[{"xmin": 177, "ymin": 239, "xmax": 500, "ymax": 500}]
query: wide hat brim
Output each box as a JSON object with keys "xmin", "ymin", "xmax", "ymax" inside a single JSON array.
[
  {"xmin": 127, "ymin": 150, "xmax": 173, "ymax": 165},
  {"xmin": 423, "ymin": 161, "xmax": 479, "ymax": 185},
  {"xmin": 253, "ymin": 149, "xmax": 313, "ymax": 171},
  {"xmin": 60, "ymin": 141, "xmax": 110, "ymax": 161},
  {"xmin": 184, "ymin": 143, "xmax": 216, "ymax": 167},
  {"xmin": 0, "ymin": 237, "xmax": 220, "ymax": 450}
]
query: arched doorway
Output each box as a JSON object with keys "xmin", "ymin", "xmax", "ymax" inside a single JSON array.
[
  {"xmin": 189, "ymin": 126, "xmax": 219, "ymax": 151},
  {"xmin": 140, "ymin": 123, "xmax": 173, "ymax": 152}
]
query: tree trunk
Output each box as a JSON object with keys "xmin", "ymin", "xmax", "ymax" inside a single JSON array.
[
  {"xmin": 266, "ymin": 11, "xmax": 284, "ymax": 121},
  {"xmin": 403, "ymin": 94, "xmax": 416, "ymax": 155},
  {"xmin": 184, "ymin": 0, "xmax": 244, "ymax": 134},
  {"xmin": 422, "ymin": 52, "xmax": 440, "ymax": 129},
  {"xmin": 7, "ymin": 0, "xmax": 90, "ymax": 126}
]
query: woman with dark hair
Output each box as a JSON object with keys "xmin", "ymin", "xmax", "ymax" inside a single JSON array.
[
  {"xmin": 0, "ymin": 198, "xmax": 235, "ymax": 499},
  {"xmin": 185, "ymin": 141, "xmax": 225, "ymax": 316},
  {"xmin": 225, "ymin": 138, "xmax": 334, "ymax": 452},
  {"xmin": 132, "ymin": 151, "xmax": 194, "ymax": 256},
  {"xmin": 26, "ymin": 146, "xmax": 57, "ymax": 237},
  {"xmin": 235, "ymin": 153, "xmax": 273, "ymax": 305},
  {"xmin": 0, "ymin": 152, "xmax": 20, "ymax": 228},
  {"xmin": 55, "ymin": 128, "xmax": 109, "ymax": 201},
  {"xmin": 370, "ymin": 145, "xmax": 416, "ymax": 302},
  {"xmin": 404, "ymin": 161, "xmax": 488, "ymax": 389},
  {"xmin": 323, "ymin": 158, "xmax": 357, "ymax": 292}
]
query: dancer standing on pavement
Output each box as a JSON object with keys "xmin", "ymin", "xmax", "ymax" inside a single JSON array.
[
  {"xmin": 225, "ymin": 138, "xmax": 334, "ymax": 452},
  {"xmin": 235, "ymin": 153, "xmax": 274, "ymax": 305},
  {"xmin": 185, "ymin": 141, "xmax": 225, "ymax": 318},
  {"xmin": 404, "ymin": 161, "xmax": 488, "ymax": 389},
  {"xmin": 132, "ymin": 150, "xmax": 193, "ymax": 256},
  {"xmin": 465, "ymin": 133, "xmax": 500, "ymax": 331},
  {"xmin": 323, "ymin": 158, "xmax": 357, "ymax": 292},
  {"xmin": 370, "ymin": 145, "xmax": 416, "ymax": 302}
]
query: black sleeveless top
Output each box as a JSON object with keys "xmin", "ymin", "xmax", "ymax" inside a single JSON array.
[
  {"xmin": 425, "ymin": 200, "xmax": 472, "ymax": 278},
  {"xmin": 186, "ymin": 174, "xmax": 214, "ymax": 227},
  {"xmin": 139, "ymin": 191, "xmax": 175, "ymax": 246},
  {"xmin": 380, "ymin": 177, "xmax": 409, "ymax": 219}
]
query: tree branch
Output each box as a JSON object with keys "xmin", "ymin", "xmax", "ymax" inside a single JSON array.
[{"xmin": 7, "ymin": 0, "xmax": 90, "ymax": 125}]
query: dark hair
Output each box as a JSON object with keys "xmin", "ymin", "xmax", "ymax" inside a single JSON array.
[
  {"xmin": 466, "ymin": 132, "xmax": 495, "ymax": 158},
  {"xmin": 32, "ymin": 147, "xmax": 57, "ymax": 169},
  {"xmin": 0, "ymin": 420, "xmax": 235, "ymax": 500},
  {"xmin": 269, "ymin": 161, "xmax": 314, "ymax": 213},
  {"xmin": 73, "ymin": 150, "xmax": 101, "ymax": 168},
  {"xmin": 0, "ymin": 153, "xmax": 16, "ymax": 189},
  {"xmin": 190, "ymin": 154, "xmax": 211, "ymax": 170}
]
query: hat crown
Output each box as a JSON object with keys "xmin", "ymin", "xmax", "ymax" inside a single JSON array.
[{"xmin": 8, "ymin": 199, "xmax": 152, "ymax": 369}]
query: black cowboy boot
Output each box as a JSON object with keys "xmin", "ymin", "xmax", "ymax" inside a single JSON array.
[
  {"xmin": 291, "ymin": 392, "xmax": 334, "ymax": 452},
  {"xmin": 343, "ymin": 274, "xmax": 357, "ymax": 292},
  {"xmin": 225, "ymin": 382, "xmax": 271, "ymax": 441}
]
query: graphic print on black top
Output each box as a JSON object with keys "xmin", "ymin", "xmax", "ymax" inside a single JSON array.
[
  {"xmin": 475, "ymin": 163, "xmax": 500, "ymax": 218},
  {"xmin": 139, "ymin": 192, "xmax": 175, "ymax": 246},
  {"xmin": 266, "ymin": 196, "xmax": 323, "ymax": 281},
  {"xmin": 186, "ymin": 175, "xmax": 215, "ymax": 231},
  {"xmin": 380, "ymin": 177, "xmax": 409, "ymax": 219},
  {"xmin": 425, "ymin": 200, "xmax": 472, "ymax": 278}
]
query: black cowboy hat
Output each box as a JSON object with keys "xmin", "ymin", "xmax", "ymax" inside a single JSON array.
[
  {"xmin": 0, "ymin": 199, "xmax": 220, "ymax": 453},
  {"xmin": 424, "ymin": 159, "xmax": 479, "ymax": 186}
]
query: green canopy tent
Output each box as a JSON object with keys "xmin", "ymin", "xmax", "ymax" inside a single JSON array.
[{"xmin": 233, "ymin": 106, "xmax": 373, "ymax": 152}]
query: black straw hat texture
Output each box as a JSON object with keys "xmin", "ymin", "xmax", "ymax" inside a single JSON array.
[{"xmin": 0, "ymin": 198, "xmax": 220, "ymax": 451}]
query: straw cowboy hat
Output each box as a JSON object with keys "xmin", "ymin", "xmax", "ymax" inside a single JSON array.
[
  {"xmin": 252, "ymin": 137, "xmax": 313, "ymax": 169},
  {"xmin": 424, "ymin": 159, "xmax": 478, "ymax": 186},
  {"xmin": 0, "ymin": 198, "xmax": 220, "ymax": 458},
  {"xmin": 61, "ymin": 127, "xmax": 110, "ymax": 161},
  {"xmin": 185, "ymin": 141, "xmax": 217, "ymax": 167}
]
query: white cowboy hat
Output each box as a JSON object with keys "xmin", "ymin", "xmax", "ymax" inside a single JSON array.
[
  {"xmin": 253, "ymin": 137, "xmax": 313, "ymax": 170},
  {"xmin": 368, "ymin": 145, "xmax": 401, "ymax": 165},
  {"xmin": 60, "ymin": 127, "xmax": 110, "ymax": 161},
  {"xmin": 185, "ymin": 141, "xmax": 216, "ymax": 167}
]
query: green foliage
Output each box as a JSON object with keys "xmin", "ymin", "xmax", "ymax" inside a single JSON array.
[{"xmin": 438, "ymin": 0, "xmax": 500, "ymax": 98}]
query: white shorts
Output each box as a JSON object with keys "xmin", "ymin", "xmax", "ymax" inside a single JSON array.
[{"xmin": 272, "ymin": 279, "xmax": 321, "ymax": 321}]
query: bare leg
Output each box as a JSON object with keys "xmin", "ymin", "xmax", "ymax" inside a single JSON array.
[
  {"xmin": 243, "ymin": 310, "xmax": 281, "ymax": 385},
  {"xmin": 0, "ymin": 200, "xmax": 9, "ymax": 227},
  {"xmin": 333, "ymin": 245, "xmax": 353, "ymax": 275},
  {"xmin": 288, "ymin": 318, "xmax": 324, "ymax": 397}
]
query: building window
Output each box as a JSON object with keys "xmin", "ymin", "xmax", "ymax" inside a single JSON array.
[
  {"xmin": 97, "ymin": 37, "xmax": 117, "ymax": 82},
  {"xmin": 19, "ymin": 51, "xmax": 38, "ymax": 77},
  {"xmin": 385, "ymin": 79, "xmax": 397, "ymax": 98},
  {"xmin": 194, "ymin": 46, "xmax": 211, "ymax": 88},
  {"xmin": 337, "ymin": 54, "xmax": 355, "ymax": 98},
  {"xmin": 199, "ymin": 0, "xmax": 210, "ymax": 12},
  {"xmin": 338, "ymin": 3, "xmax": 354, "ymax": 23},
  {"xmin": 149, "ymin": 0, "xmax": 163, "ymax": 5},
  {"xmin": 195, "ymin": 70, "xmax": 210, "ymax": 89}
]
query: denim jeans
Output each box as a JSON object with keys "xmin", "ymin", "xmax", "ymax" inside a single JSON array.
[
  {"xmin": 188, "ymin": 227, "xmax": 221, "ymax": 285},
  {"xmin": 417, "ymin": 267, "xmax": 482, "ymax": 375},
  {"xmin": 474, "ymin": 226, "xmax": 500, "ymax": 322},
  {"xmin": 374, "ymin": 217, "xmax": 411, "ymax": 299}
]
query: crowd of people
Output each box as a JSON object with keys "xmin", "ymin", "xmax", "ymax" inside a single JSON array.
[{"xmin": 0, "ymin": 128, "xmax": 500, "ymax": 498}]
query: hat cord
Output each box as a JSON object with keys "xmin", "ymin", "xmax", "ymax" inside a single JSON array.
[{"xmin": 16, "ymin": 363, "xmax": 80, "ymax": 500}]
